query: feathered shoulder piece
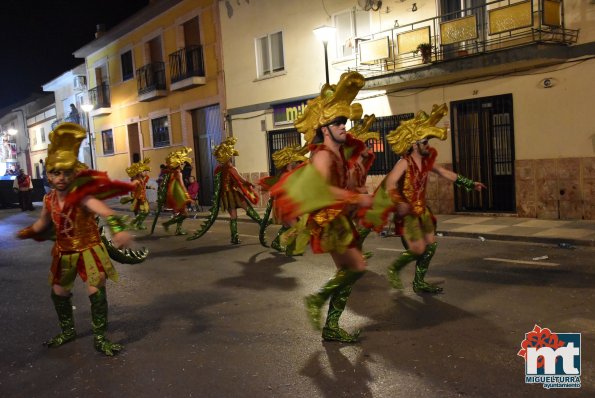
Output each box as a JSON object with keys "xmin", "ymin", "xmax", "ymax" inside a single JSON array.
[{"xmin": 65, "ymin": 169, "xmax": 135, "ymax": 207}]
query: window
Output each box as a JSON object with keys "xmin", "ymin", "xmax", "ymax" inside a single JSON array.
[
  {"xmin": 334, "ymin": 9, "xmax": 371, "ymax": 58},
  {"xmin": 101, "ymin": 129, "xmax": 114, "ymax": 155},
  {"xmin": 121, "ymin": 50, "xmax": 134, "ymax": 81},
  {"xmin": 40, "ymin": 127, "xmax": 45, "ymax": 143},
  {"xmin": 151, "ymin": 116, "xmax": 170, "ymax": 147},
  {"xmin": 266, "ymin": 128, "xmax": 301, "ymax": 176},
  {"xmin": 255, "ymin": 31, "xmax": 284, "ymax": 78},
  {"xmin": 32, "ymin": 129, "xmax": 38, "ymax": 146}
]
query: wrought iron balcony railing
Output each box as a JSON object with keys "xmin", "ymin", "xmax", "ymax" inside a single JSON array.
[
  {"xmin": 51, "ymin": 115, "xmax": 81, "ymax": 130},
  {"xmin": 136, "ymin": 62, "xmax": 166, "ymax": 95},
  {"xmin": 88, "ymin": 82, "xmax": 111, "ymax": 109},
  {"xmin": 351, "ymin": 0, "xmax": 579, "ymax": 76},
  {"xmin": 169, "ymin": 45, "xmax": 205, "ymax": 83}
]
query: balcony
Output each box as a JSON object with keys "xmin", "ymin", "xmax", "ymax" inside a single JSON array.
[
  {"xmin": 137, "ymin": 62, "xmax": 167, "ymax": 102},
  {"xmin": 169, "ymin": 45, "xmax": 206, "ymax": 91},
  {"xmin": 51, "ymin": 115, "xmax": 83, "ymax": 130},
  {"xmin": 88, "ymin": 82, "xmax": 112, "ymax": 116},
  {"xmin": 343, "ymin": 0, "xmax": 579, "ymax": 91}
]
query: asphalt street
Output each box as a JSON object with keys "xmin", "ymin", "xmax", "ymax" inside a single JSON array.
[{"xmin": 0, "ymin": 209, "xmax": 593, "ymax": 397}]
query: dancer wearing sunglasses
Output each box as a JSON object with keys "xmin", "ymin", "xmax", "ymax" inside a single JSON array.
[
  {"xmin": 361, "ymin": 104, "xmax": 486, "ymax": 293},
  {"xmin": 271, "ymin": 72, "xmax": 373, "ymax": 342}
]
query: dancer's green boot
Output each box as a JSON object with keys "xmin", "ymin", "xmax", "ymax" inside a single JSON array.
[
  {"xmin": 387, "ymin": 250, "xmax": 421, "ymax": 289},
  {"xmin": 174, "ymin": 215, "xmax": 187, "ymax": 235},
  {"xmin": 133, "ymin": 212, "xmax": 149, "ymax": 230},
  {"xmin": 89, "ymin": 287, "xmax": 122, "ymax": 356},
  {"xmin": 322, "ymin": 270, "xmax": 364, "ymax": 343},
  {"xmin": 43, "ymin": 291, "xmax": 76, "ymax": 347},
  {"xmin": 230, "ymin": 218, "xmax": 241, "ymax": 244},
  {"xmin": 412, "ymin": 242, "xmax": 442, "ymax": 293},
  {"xmin": 304, "ymin": 269, "xmax": 361, "ymax": 331},
  {"xmin": 245, "ymin": 204, "xmax": 263, "ymax": 225},
  {"xmin": 271, "ymin": 225, "xmax": 289, "ymax": 252},
  {"xmin": 162, "ymin": 215, "xmax": 177, "ymax": 232}
]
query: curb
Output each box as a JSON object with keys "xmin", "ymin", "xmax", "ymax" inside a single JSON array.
[{"xmin": 434, "ymin": 230, "xmax": 594, "ymax": 248}]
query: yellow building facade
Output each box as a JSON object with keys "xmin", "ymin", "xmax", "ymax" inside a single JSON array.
[{"xmin": 74, "ymin": 0, "xmax": 225, "ymax": 205}]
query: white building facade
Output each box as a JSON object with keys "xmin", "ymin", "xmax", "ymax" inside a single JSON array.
[{"xmin": 219, "ymin": 0, "xmax": 595, "ymax": 219}]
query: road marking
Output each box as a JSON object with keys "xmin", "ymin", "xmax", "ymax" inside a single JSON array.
[
  {"xmin": 239, "ymin": 234, "xmax": 259, "ymax": 238},
  {"xmin": 376, "ymin": 248, "xmax": 405, "ymax": 252},
  {"xmin": 483, "ymin": 257, "xmax": 559, "ymax": 267}
]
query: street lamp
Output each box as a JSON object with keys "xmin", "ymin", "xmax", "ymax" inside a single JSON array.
[
  {"xmin": 7, "ymin": 128, "xmax": 17, "ymax": 136},
  {"xmin": 313, "ymin": 25, "xmax": 336, "ymax": 85},
  {"xmin": 80, "ymin": 104, "xmax": 95, "ymax": 169}
]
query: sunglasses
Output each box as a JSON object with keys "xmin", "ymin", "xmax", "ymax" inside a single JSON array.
[
  {"xmin": 329, "ymin": 117, "xmax": 348, "ymax": 127},
  {"xmin": 417, "ymin": 139, "xmax": 429, "ymax": 145}
]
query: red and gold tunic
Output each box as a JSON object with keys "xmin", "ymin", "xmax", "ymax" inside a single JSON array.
[
  {"xmin": 46, "ymin": 190, "xmax": 117, "ymax": 289},
  {"xmin": 392, "ymin": 147, "xmax": 437, "ymax": 216},
  {"xmin": 215, "ymin": 162, "xmax": 259, "ymax": 211},
  {"xmin": 131, "ymin": 174, "xmax": 150, "ymax": 214},
  {"xmin": 271, "ymin": 141, "xmax": 366, "ymax": 255},
  {"xmin": 165, "ymin": 168, "xmax": 192, "ymax": 213}
]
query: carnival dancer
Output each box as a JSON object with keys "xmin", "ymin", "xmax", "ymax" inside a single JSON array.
[
  {"xmin": 345, "ymin": 114, "xmax": 379, "ymax": 254},
  {"xmin": 16, "ymin": 122, "xmax": 135, "ymax": 356},
  {"xmin": 150, "ymin": 147, "xmax": 193, "ymax": 235},
  {"xmin": 361, "ymin": 104, "xmax": 486, "ymax": 293},
  {"xmin": 258, "ymin": 145, "xmax": 308, "ymax": 251},
  {"xmin": 270, "ymin": 72, "xmax": 373, "ymax": 343},
  {"xmin": 188, "ymin": 137, "xmax": 263, "ymax": 245},
  {"xmin": 121, "ymin": 157, "xmax": 152, "ymax": 230}
]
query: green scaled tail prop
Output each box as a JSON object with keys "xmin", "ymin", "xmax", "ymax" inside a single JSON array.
[
  {"xmin": 150, "ymin": 172, "xmax": 172, "ymax": 234},
  {"xmin": 258, "ymin": 198, "xmax": 273, "ymax": 248},
  {"xmin": 99, "ymin": 225, "xmax": 149, "ymax": 264},
  {"xmin": 187, "ymin": 171, "xmax": 222, "ymax": 241}
]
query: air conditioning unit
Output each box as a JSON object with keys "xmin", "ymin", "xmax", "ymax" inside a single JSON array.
[{"xmin": 73, "ymin": 76, "xmax": 86, "ymax": 91}]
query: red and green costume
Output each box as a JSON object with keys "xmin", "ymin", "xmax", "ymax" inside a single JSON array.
[
  {"xmin": 188, "ymin": 162, "xmax": 263, "ymax": 243},
  {"xmin": 17, "ymin": 169, "xmax": 137, "ymax": 355}
]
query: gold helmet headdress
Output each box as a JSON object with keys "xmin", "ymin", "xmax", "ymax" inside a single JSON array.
[
  {"xmin": 386, "ymin": 103, "xmax": 449, "ymax": 155},
  {"xmin": 45, "ymin": 122, "xmax": 88, "ymax": 172},
  {"xmin": 271, "ymin": 145, "xmax": 309, "ymax": 170},
  {"xmin": 126, "ymin": 157, "xmax": 151, "ymax": 178},
  {"xmin": 213, "ymin": 137, "xmax": 239, "ymax": 164},
  {"xmin": 294, "ymin": 71, "xmax": 366, "ymax": 144},
  {"xmin": 349, "ymin": 114, "xmax": 380, "ymax": 143},
  {"xmin": 165, "ymin": 147, "xmax": 192, "ymax": 169}
]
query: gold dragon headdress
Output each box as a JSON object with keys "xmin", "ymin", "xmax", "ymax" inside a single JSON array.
[
  {"xmin": 165, "ymin": 147, "xmax": 192, "ymax": 169},
  {"xmin": 386, "ymin": 103, "xmax": 449, "ymax": 155},
  {"xmin": 349, "ymin": 114, "xmax": 380, "ymax": 144},
  {"xmin": 126, "ymin": 157, "xmax": 151, "ymax": 178},
  {"xmin": 294, "ymin": 71, "xmax": 366, "ymax": 144},
  {"xmin": 271, "ymin": 145, "xmax": 309, "ymax": 170},
  {"xmin": 213, "ymin": 137, "xmax": 239, "ymax": 164},
  {"xmin": 45, "ymin": 122, "xmax": 88, "ymax": 172}
]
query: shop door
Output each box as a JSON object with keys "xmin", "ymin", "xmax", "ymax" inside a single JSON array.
[{"xmin": 451, "ymin": 94, "xmax": 516, "ymax": 212}]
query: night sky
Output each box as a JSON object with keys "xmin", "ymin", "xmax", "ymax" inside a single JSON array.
[{"xmin": 0, "ymin": 0, "xmax": 149, "ymax": 110}]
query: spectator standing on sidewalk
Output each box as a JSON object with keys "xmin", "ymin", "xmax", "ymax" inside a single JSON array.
[{"xmin": 13, "ymin": 168, "xmax": 34, "ymax": 211}]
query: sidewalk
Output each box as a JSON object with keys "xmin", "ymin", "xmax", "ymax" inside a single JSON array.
[{"xmin": 105, "ymin": 199, "xmax": 595, "ymax": 247}]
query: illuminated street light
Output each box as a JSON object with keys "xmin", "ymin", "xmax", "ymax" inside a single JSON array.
[
  {"xmin": 313, "ymin": 25, "xmax": 336, "ymax": 85},
  {"xmin": 7, "ymin": 128, "xmax": 17, "ymax": 136}
]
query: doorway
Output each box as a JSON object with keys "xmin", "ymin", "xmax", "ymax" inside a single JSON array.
[
  {"xmin": 127, "ymin": 123, "xmax": 141, "ymax": 164},
  {"xmin": 450, "ymin": 94, "xmax": 516, "ymax": 212},
  {"xmin": 190, "ymin": 104, "xmax": 222, "ymax": 206}
]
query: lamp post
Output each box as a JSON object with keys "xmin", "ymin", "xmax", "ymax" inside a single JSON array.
[
  {"xmin": 80, "ymin": 104, "xmax": 95, "ymax": 169},
  {"xmin": 313, "ymin": 25, "xmax": 336, "ymax": 85}
]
